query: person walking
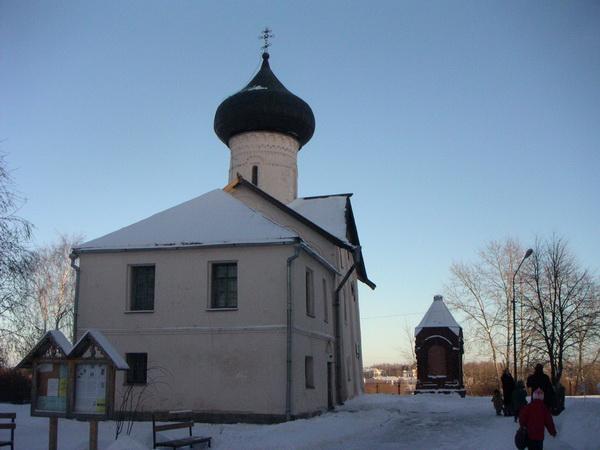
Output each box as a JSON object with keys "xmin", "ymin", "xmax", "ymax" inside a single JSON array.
[
  {"xmin": 512, "ymin": 380, "xmax": 528, "ymax": 423},
  {"xmin": 519, "ymin": 388, "xmax": 557, "ymax": 450},
  {"xmin": 501, "ymin": 368, "xmax": 516, "ymax": 416},
  {"xmin": 526, "ymin": 364, "xmax": 554, "ymax": 410},
  {"xmin": 491, "ymin": 389, "xmax": 503, "ymax": 415}
]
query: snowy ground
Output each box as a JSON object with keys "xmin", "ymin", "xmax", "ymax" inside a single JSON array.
[{"xmin": 2, "ymin": 395, "xmax": 599, "ymax": 450}]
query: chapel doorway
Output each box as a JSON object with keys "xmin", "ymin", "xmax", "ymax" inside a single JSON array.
[{"xmin": 428, "ymin": 344, "xmax": 446, "ymax": 376}]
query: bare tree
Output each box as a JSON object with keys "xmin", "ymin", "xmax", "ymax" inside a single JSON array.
[
  {"xmin": 478, "ymin": 239, "xmax": 526, "ymax": 369},
  {"xmin": 445, "ymin": 239, "xmax": 545, "ymax": 385},
  {"xmin": 401, "ymin": 319, "xmax": 416, "ymax": 367},
  {"xmin": 523, "ymin": 236, "xmax": 599, "ymax": 385},
  {"xmin": 445, "ymin": 259, "xmax": 505, "ymax": 387},
  {"xmin": 5, "ymin": 234, "xmax": 81, "ymax": 358},
  {"xmin": 0, "ymin": 155, "xmax": 33, "ymax": 359},
  {"xmin": 570, "ymin": 281, "xmax": 600, "ymax": 392}
]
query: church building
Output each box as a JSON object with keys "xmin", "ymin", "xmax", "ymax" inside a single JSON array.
[
  {"xmin": 71, "ymin": 45, "xmax": 375, "ymax": 422},
  {"xmin": 414, "ymin": 295, "xmax": 465, "ymax": 397}
]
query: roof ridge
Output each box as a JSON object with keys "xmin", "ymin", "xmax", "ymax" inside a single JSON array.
[{"xmin": 299, "ymin": 193, "xmax": 354, "ymax": 200}]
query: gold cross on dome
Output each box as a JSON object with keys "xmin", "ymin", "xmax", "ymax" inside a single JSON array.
[{"xmin": 259, "ymin": 27, "xmax": 274, "ymax": 53}]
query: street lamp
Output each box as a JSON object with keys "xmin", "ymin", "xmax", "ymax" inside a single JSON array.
[{"xmin": 513, "ymin": 248, "xmax": 533, "ymax": 381}]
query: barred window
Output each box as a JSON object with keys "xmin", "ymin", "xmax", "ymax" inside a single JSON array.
[
  {"xmin": 130, "ymin": 265, "xmax": 155, "ymax": 311},
  {"xmin": 211, "ymin": 263, "xmax": 238, "ymax": 308},
  {"xmin": 126, "ymin": 353, "xmax": 147, "ymax": 385},
  {"xmin": 322, "ymin": 278, "xmax": 329, "ymax": 323},
  {"xmin": 305, "ymin": 268, "xmax": 315, "ymax": 317},
  {"xmin": 305, "ymin": 356, "xmax": 314, "ymax": 389}
]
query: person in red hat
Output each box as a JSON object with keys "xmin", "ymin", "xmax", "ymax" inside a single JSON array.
[{"xmin": 518, "ymin": 388, "xmax": 557, "ymax": 450}]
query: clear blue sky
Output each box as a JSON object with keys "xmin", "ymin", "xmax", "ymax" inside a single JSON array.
[{"xmin": 2, "ymin": 1, "xmax": 599, "ymax": 365}]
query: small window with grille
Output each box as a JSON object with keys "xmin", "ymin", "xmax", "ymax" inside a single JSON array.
[
  {"xmin": 125, "ymin": 353, "xmax": 147, "ymax": 385},
  {"xmin": 305, "ymin": 356, "xmax": 314, "ymax": 389},
  {"xmin": 211, "ymin": 262, "xmax": 238, "ymax": 309},
  {"xmin": 129, "ymin": 265, "xmax": 155, "ymax": 311}
]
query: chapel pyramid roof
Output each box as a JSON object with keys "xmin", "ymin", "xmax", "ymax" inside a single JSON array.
[{"xmin": 415, "ymin": 295, "xmax": 461, "ymax": 336}]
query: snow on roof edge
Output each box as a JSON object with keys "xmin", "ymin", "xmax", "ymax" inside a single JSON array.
[
  {"xmin": 72, "ymin": 329, "xmax": 129, "ymax": 370},
  {"xmin": 49, "ymin": 330, "xmax": 73, "ymax": 355},
  {"xmin": 74, "ymin": 237, "xmax": 298, "ymax": 253}
]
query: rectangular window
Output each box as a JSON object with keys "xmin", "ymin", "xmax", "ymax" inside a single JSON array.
[
  {"xmin": 125, "ymin": 353, "xmax": 147, "ymax": 385},
  {"xmin": 130, "ymin": 265, "xmax": 155, "ymax": 311},
  {"xmin": 343, "ymin": 291, "xmax": 348, "ymax": 324},
  {"xmin": 211, "ymin": 262, "xmax": 238, "ymax": 308},
  {"xmin": 346, "ymin": 356, "xmax": 352, "ymax": 382},
  {"xmin": 305, "ymin": 268, "xmax": 315, "ymax": 317},
  {"xmin": 305, "ymin": 356, "xmax": 314, "ymax": 389},
  {"xmin": 322, "ymin": 278, "xmax": 328, "ymax": 323}
]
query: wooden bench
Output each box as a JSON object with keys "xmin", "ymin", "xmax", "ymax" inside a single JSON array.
[
  {"xmin": 0, "ymin": 413, "xmax": 16, "ymax": 450},
  {"xmin": 152, "ymin": 413, "xmax": 211, "ymax": 449}
]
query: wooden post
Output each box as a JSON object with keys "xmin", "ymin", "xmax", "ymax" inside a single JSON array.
[
  {"xmin": 90, "ymin": 420, "xmax": 98, "ymax": 450},
  {"xmin": 48, "ymin": 417, "xmax": 58, "ymax": 450}
]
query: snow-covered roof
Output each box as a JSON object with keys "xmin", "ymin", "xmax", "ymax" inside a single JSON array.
[
  {"xmin": 288, "ymin": 195, "xmax": 350, "ymax": 245},
  {"xmin": 17, "ymin": 329, "xmax": 129, "ymax": 370},
  {"xmin": 74, "ymin": 189, "xmax": 298, "ymax": 252},
  {"xmin": 48, "ymin": 330, "xmax": 73, "ymax": 355},
  {"xmin": 16, "ymin": 330, "xmax": 73, "ymax": 368},
  {"xmin": 415, "ymin": 295, "xmax": 461, "ymax": 336},
  {"xmin": 71, "ymin": 329, "xmax": 129, "ymax": 370}
]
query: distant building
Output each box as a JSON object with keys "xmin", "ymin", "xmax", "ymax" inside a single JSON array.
[
  {"xmin": 414, "ymin": 295, "xmax": 465, "ymax": 397},
  {"xmin": 363, "ymin": 367, "xmax": 383, "ymax": 378}
]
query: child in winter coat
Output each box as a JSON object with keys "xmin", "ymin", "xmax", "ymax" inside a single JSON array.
[
  {"xmin": 492, "ymin": 389, "xmax": 503, "ymax": 415},
  {"xmin": 512, "ymin": 380, "xmax": 528, "ymax": 423},
  {"xmin": 519, "ymin": 388, "xmax": 557, "ymax": 450}
]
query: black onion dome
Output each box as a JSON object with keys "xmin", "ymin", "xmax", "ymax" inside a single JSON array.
[{"xmin": 214, "ymin": 53, "xmax": 315, "ymax": 148}]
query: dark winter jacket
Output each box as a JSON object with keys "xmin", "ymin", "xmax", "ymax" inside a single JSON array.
[
  {"xmin": 492, "ymin": 392, "xmax": 503, "ymax": 411},
  {"xmin": 511, "ymin": 385, "xmax": 528, "ymax": 412},
  {"xmin": 501, "ymin": 372, "xmax": 516, "ymax": 406},
  {"xmin": 519, "ymin": 399, "xmax": 557, "ymax": 441},
  {"xmin": 526, "ymin": 368, "xmax": 553, "ymax": 408}
]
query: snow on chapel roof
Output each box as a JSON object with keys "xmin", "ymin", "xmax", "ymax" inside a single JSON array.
[
  {"xmin": 415, "ymin": 295, "xmax": 461, "ymax": 336},
  {"xmin": 74, "ymin": 189, "xmax": 299, "ymax": 253}
]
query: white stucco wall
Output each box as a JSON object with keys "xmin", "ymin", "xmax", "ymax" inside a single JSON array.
[
  {"xmin": 77, "ymin": 245, "xmax": 291, "ymax": 415},
  {"xmin": 228, "ymin": 131, "xmax": 299, "ymax": 204},
  {"xmin": 76, "ymin": 242, "xmax": 353, "ymax": 417},
  {"xmin": 290, "ymin": 251, "xmax": 336, "ymax": 415}
]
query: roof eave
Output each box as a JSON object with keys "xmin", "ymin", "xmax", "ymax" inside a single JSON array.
[
  {"xmin": 346, "ymin": 199, "xmax": 375, "ymax": 290},
  {"xmin": 72, "ymin": 239, "xmax": 299, "ymax": 256}
]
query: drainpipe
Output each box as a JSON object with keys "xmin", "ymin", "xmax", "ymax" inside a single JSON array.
[
  {"xmin": 334, "ymin": 258, "xmax": 357, "ymax": 405},
  {"xmin": 285, "ymin": 244, "xmax": 301, "ymax": 421},
  {"xmin": 69, "ymin": 253, "xmax": 80, "ymax": 343}
]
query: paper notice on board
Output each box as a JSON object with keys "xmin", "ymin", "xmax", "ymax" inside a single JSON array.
[
  {"xmin": 47, "ymin": 378, "xmax": 59, "ymax": 397},
  {"xmin": 74, "ymin": 363, "xmax": 107, "ymax": 414}
]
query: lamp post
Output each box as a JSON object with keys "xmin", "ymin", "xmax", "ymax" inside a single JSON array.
[{"xmin": 513, "ymin": 248, "xmax": 533, "ymax": 381}]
